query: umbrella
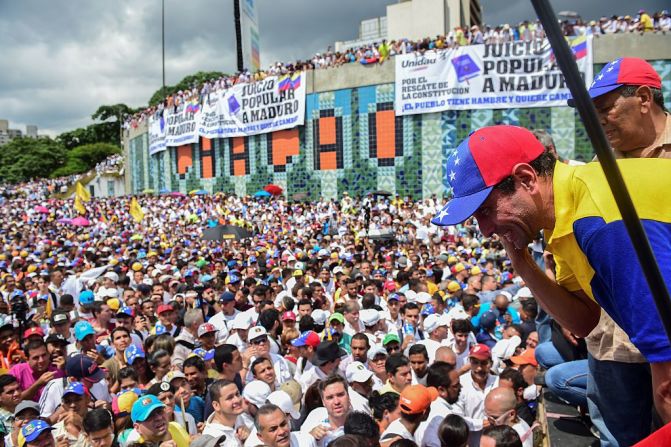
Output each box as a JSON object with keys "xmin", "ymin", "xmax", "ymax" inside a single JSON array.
[
  {"xmin": 159, "ymin": 188, "xmax": 170, "ymax": 194},
  {"xmin": 202, "ymin": 225, "xmax": 253, "ymax": 241},
  {"xmin": 254, "ymin": 190, "xmax": 271, "ymax": 197},
  {"xmin": 292, "ymin": 192, "xmax": 308, "ymax": 201},
  {"xmin": 264, "ymin": 184, "xmax": 283, "ymax": 196},
  {"xmin": 70, "ymin": 217, "xmax": 91, "ymax": 227},
  {"xmin": 142, "ymin": 189, "xmax": 155, "ymax": 194},
  {"xmin": 367, "ymin": 228, "xmax": 395, "ymax": 241},
  {"xmin": 34, "ymin": 206, "xmax": 50, "ymax": 214},
  {"xmin": 169, "ymin": 192, "xmax": 186, "ymax": 197},
  {"xmin": 189, "ymin": 189, "xmax": 208, "ymax": 196},
  {"xmin": 57, "ymin": 218, "xmax": 72, "ymax": 225},
  {"xmin": 369, "ymin": 190, "xmax": 392, "ymax": 197}
]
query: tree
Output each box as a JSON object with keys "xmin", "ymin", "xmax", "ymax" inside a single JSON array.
[
  {"xmin": 56, "ymin": 103, "xmax": 140, "ymax": 149},
  {"xmin": 0, "ymin": 137, "xmax": 67, "ymax": 183},
  {"xmin": 148, "ymin": 71, "xmax": 226, "ymax": 106},
  {"xmin": 50, "ymin": 143, "xmax": 121, "ymax": 178}
]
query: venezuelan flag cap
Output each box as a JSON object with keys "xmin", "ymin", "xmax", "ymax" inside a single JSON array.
[
  {"xmin": 432, "ymin": 125, "xmax": 544, "ymax": 227},
  {"xmin": 568, "ymin": 57, "xmax": 661, "ymax": 106}
]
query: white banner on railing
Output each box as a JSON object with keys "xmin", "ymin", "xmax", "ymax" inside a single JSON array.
[
  {"xmin": 148, "ymin": 114, "xmax": 167, "ymax": 155},
  {"xmin": 395, "ymin": 37, "xmax": 593, "ymax": 115},
  {"xmin": 165, "ymin": 104, "xmax": 201, "ymax": 147}
]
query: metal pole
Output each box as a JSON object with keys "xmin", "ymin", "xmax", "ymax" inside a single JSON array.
[
  {"xmin": 530, "ymin": 0, "xmax": 671, "ymax": 344},
  {"xmin": 162, "ymin": 0, "xmax": 166, "ymax": 91},
  {"xmin": 233, "ymin": 0, "xmax": 244, "ymax": 72}
]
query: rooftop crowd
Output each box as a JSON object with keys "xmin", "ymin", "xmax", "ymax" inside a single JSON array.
[{"xmin": 123, "ymin": 8, "xmax": 670, "ymax": 132}]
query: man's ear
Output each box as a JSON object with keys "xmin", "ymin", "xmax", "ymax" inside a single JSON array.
[
  {"xmin": 511, "ymin": 163, "xmax": 538, "ymax": 192},
  {"xmin": 636, "ymin": 85, "xmax": 654, "ymax": 114}
]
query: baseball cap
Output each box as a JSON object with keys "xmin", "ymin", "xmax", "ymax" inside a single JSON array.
[
  {"xmin": 45, "ymin": 334, "xmax": 68, "ymax": 346},
  {"xmin": 383, "ymin": 333, "xmax": 401, "ymax": 346},
  {"xmin": 432, "ymin": 125, "xmax": 545, "ymax": 226},
  {"xmin": 125, "ymin": 345, "xmax": 145, "ymax": 365},
  {"xmin": 79, "ymin": 290, "xmax": 94, "ymax": 305},
  {"xmin": 469, "ymin": 344, "xmax": 492, "ymax": 361},
  {"xmin": 399, "ymin": 384, "xmax": 438, "ymax": 414},
  {"xmin": 367, "ymin": 346, "xmax": 388, "ymax": 361},
  {"xmin": 14, "ymin": 401, "xmax": 39, "ymax": 417},
  {"xmin": 231, "ymin": 313, "xmax": 252, "ymax": 330},
  {"xmin": 416, "ymin": 292, "xmax": 432, "ymax": 304},
  {"xmin": 113, "ymin": 390, "xmax": 139, "ymax": 416},
  {"xmin": 242, "ymin": 380, "xmax": 272, "ymax": 407},
  {"xmin": 311, "ymin": 309, "xmax": 329, "ymax": 326},
  {"xmin": 50, "ymin": 311, "xmax": 69, "ymax": 325},
  {"xmin": 156, "ymin": 304, "xmax": 174, "ymax": 315},
  {"xmin": 65, "ymin": 355, "xmax": 105, "ymax": 382},
  {"xmin": 360, "ymin": 309, "xmax": 380, "ymax": 327},
  {"xmin": 281, "ymin": 311, "xmax": 297, "ymax": 322},
  {"xmin": 568, "ymin": 57, "xmax": 662, "ymax": 106},
  {"xmin": 278, "ymin": 380, "xmax": 302, "ymax": 414},
  {"xmin": 346, "ymin": 361, "xmax": 374, "ymax": 383},
  {"xmin": 328, "ymin": 313, "xmax": 345, "ymax": 325},
  {"xmin": 248, "ymin": 326, "xmax": 268, "ymax": 341},
  {"xmin": 163, "ymin": 370, "xmax": 186, "ymax": 383},
  {"xmin": 20, "ymin": 420, "xmax": 53, "ymax": 444},
  {"xmin": 131, "ymin": 395, "xmax": 165, "ymax": 423},
  {"xmin": 73, "ymin": 321, "xmax": 95, "ymax": 341},
  {"xmin": 510, "ymin": 348, "xmax": 538, "ymax": 367},
  {"xmin": 104, "ymin": 271, "xmax": 119, "ymax": 282},
  {"xmin": 197, "ymin": 323, "xmax": 217, "ymax": 338},
  {"xmin": 267, "ymin": 390, "xmax": 301, "ymax": 419},
  {"xmin": 23, "ymin": 327, "xmax": 44, "ymax": 339},
  {"xmin": 116, "ymin": 306, "xmax": 134, "ymax": 317},
  {"xmin": 219, "ymin": 291, "xmax": 235, "ymax": 303},
  {"xmin": 63, "ymin": 382, "xmax": 86, "ymax": 397},
  {"xmin": 291, "ymin": 331, "xmax": 321, "ymax": 348},
  {"xmin": 192, "ymin": 348, "xmax": 215, "ymax": 361},
  {"xmin": 423, "ymin": 314, "xmax": 449, "ymax": 334}
]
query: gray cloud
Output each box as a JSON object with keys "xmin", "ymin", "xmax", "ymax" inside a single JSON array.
[{"xmin": 0, "ymin": 0, "xmax": 667, "ymax": 135}]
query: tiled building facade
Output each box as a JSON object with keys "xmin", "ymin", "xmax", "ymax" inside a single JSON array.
[{"xmin": 127, "ymin": 60, "xmax": 671, "ymax": 200}]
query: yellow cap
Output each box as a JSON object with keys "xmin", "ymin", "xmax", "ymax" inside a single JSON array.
[
  {"xmin": 453, "ymin": 263, "xmax": 465, "ymax": 273},
  {"xmin": 147, "ymin": 251, "xmax": 158, "ymax": 258},
  {"xmin": 131, "ymin": 262, "xmax": 143, "ymax": 272},
  {"xmin": 447, "ymin": 256, "xmax": 458, "ymax": 265},
  {"xmin": 106, "ymin": 298, "xmax": 120, "ymax": 311},
  {"xmin": 19, "ymin": 251, "xmax": 28, "ymax": 258},
  {"xmin": 470, "ymin": 266, "xmax": 482, "ymax": 276},
  {"xmin": 26, "ymin": 265, "xmax": 37, "ymax": 273},
  {"xmin": 447, "ymin": 281, "xmax": 461, "ymax": 293}
]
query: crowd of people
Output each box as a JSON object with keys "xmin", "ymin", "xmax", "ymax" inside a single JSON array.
[{"xmin": 122, "ymin": 8, "xmax": 670, "ymax": 132}]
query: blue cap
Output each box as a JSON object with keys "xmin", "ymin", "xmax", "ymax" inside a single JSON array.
[
  {"xmin": 63, "ymin": 382, "xmax": 86, "ymax": 397},
  {"xmin": 74, "ymin": 321, "xmax": 95, "ymax": 341},
  {"xmin": 193, "ymin": 348, "xmax": 214, "ymax": 361},
  {"xmin": 220, "ymin": 291, "xmax": 235, "ymax": 303},
  {"xmin": 388, "ymin": 293, "xmax": 400, "ymax": 302},
  {"xmin": 421, "ymin": 303, "xmax": 436, "ymax": 316},
  {"xmin": 117, "ymin": 306, "xmax": 134, "ymax": 317},
  {"xmin": 79, "ymin": 290, "xmax": 94, "ymax": 306},
  {"xmin": 201, "ymin": 274, "xmax": 213, "ymax": 283},
  {"xmin": 21, "ymin": 420, "xmax": 53, "ymax": 443},
  {"xmin": 291, "ymin": 331, "xmax": 320, "ymax": 348},
  {"xmin": 227, "ymin": 260, "xmax": 238, "ymax": 269},
  {"xmin": 228, "ymin": 273, "xmax": 241, "ymax": 284},
  {"xmin": 131, "ymin": 395, "xmax": 165, "ymax": 423},
  {"xmin": 153, "ymin": 324, "xmax": 167, "ymax": 335},
  {"xmin": 125, "ymin": 345, "xmax": 145, "ymax": 365}
]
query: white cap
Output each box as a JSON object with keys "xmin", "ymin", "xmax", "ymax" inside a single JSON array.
[
  {"xmin": 405, "ymin": 290, "xmax": 417, "ymax": 303},
  {"xmin": 231, "ymin": 313, "xmax": 253, "ymax": 330},
  {"xmin": 333, "ymin": 266, "xmax": 344, "ymax": 275},
  {"xmin": 242, "ymin": 380, "xmax": 272, "ymax": 407},
  {"xmin": 416, "ymin": 292, "xmax": 432, "ymax": 304},
  {"xmin": 248, "ymin": 326, "xmax": 268, "ymax": 341},
  {"xmin": 162, "ymin": 370, "xmax": 186, "ymax": 383},
  {"xmin": 367, "ymin": 346, "xmax": 388, "ymax": 361},
  {"xmin": 311, "ymin": 309, "xmax": 330, "ymax": 326},
  {"xmin": 513, "ymin": 287, "xmax": 533, "ymax": 301},
  {"xmin": 499, "ymin": 291, "xmax": 513, "ymax": 302},
  {"xmin": 422, "ymin": 314, "xmax": 448, "ymax": 334},
  {"xmin": 103, "ymin": 272, "xmax": 119, "ymax": 283},
  {"xmin": 346, "ymin": 361, "xmax": 374, "ymax": 383},
  {"xmin": 267, "ymin": 390, "xmax": 300, "ymax": 419},
  {"xmin": 360, "ymin": 309, "xmax": 380, "ymax": 327}
]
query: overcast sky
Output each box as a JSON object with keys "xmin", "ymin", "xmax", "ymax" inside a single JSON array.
[{"xmin": 0, "ymin": 0, "xmax": 666, "ymax": 136}]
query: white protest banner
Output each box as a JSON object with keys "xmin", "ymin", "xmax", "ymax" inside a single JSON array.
[
  {"xmin": 212, "ymin": 72, "xmax": 306, "ymax": 138},
  {"xmin": 395, "ymin": 37, "xmax": 593, "ymax": 115},
  {"xmin": 148, "ymin": 112, "xmax": 167, "ymax": 155},
  {"xmin": 198, "ymin": 91, "xmax": 226, "ymax": 139},
  {"xmin": 165, "ymin": 103, "xmax": 201, "ymax": 147}
]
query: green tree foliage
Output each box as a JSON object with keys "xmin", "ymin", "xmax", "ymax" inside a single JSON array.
[
  {"xmin": 57, "ymin": 104, "xmax": 141, "ymax": 149},
  {"xmin": 148, "ymin": 71, "xmax": 226, "ymax": 106},
  {"xmin": 50, "ymin": 143, "xmax": 121, "ymax": 178},
  {"xmin": 0, "ymin": 137, "xmax": 67, "ymax": 183}
]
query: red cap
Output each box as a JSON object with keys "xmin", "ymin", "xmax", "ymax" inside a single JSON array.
[
  {"xmin": 23, "ymin": 327, "xmax": 45, "ymax": 339},
  {"xmin": 469, "ymin": 343, "xmax": 492, "ymax": 361},
  {"xmin": 156, "ymin": 304, "xmax": 174, "ymax": 315},
  {"xmin": 281, "ymin": 311, "xmax": 297, "ymax": 321},
  {"xmin": 384, "ymin": 280, "xmax": 397, "ymax": 292}
]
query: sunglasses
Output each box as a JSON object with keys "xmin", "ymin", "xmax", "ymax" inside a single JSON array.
[{"xmin": 250, "ymin": 337, "xmax": 268, "ymax": 345}]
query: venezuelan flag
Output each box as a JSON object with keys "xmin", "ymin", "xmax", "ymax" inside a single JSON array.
[
  {"xmin": 278, "ymin": 75, "xmax": 291, "ymax": 91},
  {"xmin": 570, "ymin": 36, "xmax": 587, "ymax": 60},
  {"xmin": 290, "ymin": 72, "xmax": 301, "ymax": 90}
]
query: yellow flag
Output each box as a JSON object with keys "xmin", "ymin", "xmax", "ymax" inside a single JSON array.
[
  {"xmin": 74, "ymin": 195, "xmax": 86, "ymax": 215},
  {"xmin": 129, "ymin": 197, "xmax": 144, "ymax": 222},
  {"xmin": 75, "ymin": 182, "xmax": 91, "ymax": 202}
]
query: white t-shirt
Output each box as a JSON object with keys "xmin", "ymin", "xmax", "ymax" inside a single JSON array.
[
  {"xmin": 348, "ymin": 388, "xmax": 371, "ymax": 414},
  {"xmin": 513, "ymin": 419, "xmax": 534, "ymax": 447},
  {"xmin": 300, "ymin": 407, "xmax": 346, "ymax": 447},
  {"xmin": 380, "ymin": 418, "xmax": 415, "ymax": 442}
]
